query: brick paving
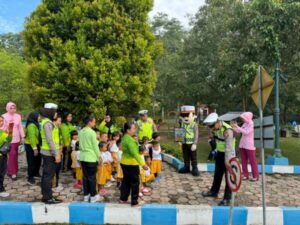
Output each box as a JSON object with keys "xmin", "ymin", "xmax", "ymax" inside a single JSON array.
[{"xmin": 2, "ymin": 153, "xmax": 300, "ymax": 207}]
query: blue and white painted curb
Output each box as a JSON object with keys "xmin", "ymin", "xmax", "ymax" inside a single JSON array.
[
  {"xmin": 0, "ymin": 202, "xmax": 299, "ymax": 225},
  {"xmin": 162, "ymin": 153, "xmax": 300, "ymax": 174}
]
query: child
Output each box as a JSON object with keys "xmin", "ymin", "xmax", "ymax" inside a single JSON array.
[
  {"xmin": 100, "ymin": 132, "xmax": 108, "ymax": 143},
  {"xmin": 140, "ymin": 157, "xmax": 155, "ymax": 193},
  {"xmin": 150, "ymin": 141, "xmax": 162, "ymax": 182},
  {"xmin": 97, "ymin": 142, "xmax": 113, "ymax": 195},
  {"xmin": 93, "ymin": 128, "xmax": 101, "ymax": 142},
  {"xmin": 73, "ymin": 142, "xmax": 83, "ymax": 189},
  {"xmin": 141, "ymin": 136, "xmax": 151, "ymax": 158},
  {"xmin": 152, "ymin": 132, "xmax": 161, "ymax": 142},
  {"xmin": 116, "ymin": 142, "xmax": 123, "ymax": 189},
  {"xmin": 70, "ymin": 130, "xmax": 79, "ymax": 179},
  {"xmin": 0, "ymin": 116, "xmax": 13, "ymax": 198},
  {"xmin": 109, "ymin": 132, "xmax": 121, "ymax": 177},
  {"xmin": 138, "ymin": 146, "xmax": 149, "ymax": 197},
  {"xmin": 207, "ymin": 131, "xmax": 217, "ymax": 161}
]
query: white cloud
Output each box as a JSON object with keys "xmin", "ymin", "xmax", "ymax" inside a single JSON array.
[{"xmin": 150, "ymin": 0, "xmax": 206, "ymax": 27}]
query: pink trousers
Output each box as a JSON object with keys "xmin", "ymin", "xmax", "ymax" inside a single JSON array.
[
  {"xmin": 7, "ymin": 143, "xmax": 20, "ymax": 176},
  {"xmin": 240, "ymin": 148, "xmax": 259, "ymax": 179}
]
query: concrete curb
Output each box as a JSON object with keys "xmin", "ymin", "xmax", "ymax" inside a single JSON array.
[
  {"xmin": 162, "ymin": 153, "xmax": 300, "ymax": 174},
  {"xmin": 0, "ymin": 202, "xmax": 299, "ymax": 225}
]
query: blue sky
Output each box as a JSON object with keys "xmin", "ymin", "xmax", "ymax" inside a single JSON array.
[{"xmin": 0, "ymin": 0, "xmax": 205, "ymax": 34}]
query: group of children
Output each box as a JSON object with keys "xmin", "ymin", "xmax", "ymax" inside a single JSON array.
[{"xmin": 67, "ymin": 128, "xmax": 163, "ymax": 198}]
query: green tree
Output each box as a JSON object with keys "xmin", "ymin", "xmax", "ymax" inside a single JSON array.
[
  {"xmin": 0, "ymin": 49, "xmax": 31, "ymax": 114},
  {"xmin": 151, "ymin": 13, "xmax": 186, "ymax": 111},
  {"xmin": 24, "ymin": 0, "xmax": 161, "ymax": 121}
]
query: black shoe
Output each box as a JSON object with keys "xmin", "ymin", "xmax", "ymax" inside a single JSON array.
[
  {"xmin": 42, "ymin": 198, "xmax": 62, "ymax": 204},
  {"xmin": 191, "ymin": 167, "xmax": 200, "ymax": 177},
  {"xmin": 202, "ymin": 191, "xmax": 218, "ymax": 198},
  {"xmin": 178, "ymin": 167, "xmax": 190, "ymax": 174},
  {"xmin": 27, "ymin": 179, "xmax": 35, "ymax": 186},
  {"xmin": 218, "ymin": 199, "xmax": 231, "ymax": 206}
]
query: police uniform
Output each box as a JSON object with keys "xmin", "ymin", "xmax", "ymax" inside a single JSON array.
[
  {"xmin": 179, "ymin": 121, "xmax": 200, "ymax": 176},
  {"xmin": 202, "ymin": 113, "xmax": 236, "ymax": 206},
  {"xmin": 137, "ymin": 110, "xmax": 157, "ymax": 142}
]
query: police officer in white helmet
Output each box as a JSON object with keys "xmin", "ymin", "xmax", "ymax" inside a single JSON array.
[{"xmin": 201, "ymin": 113, "xmax": 236, "ymax": 206}]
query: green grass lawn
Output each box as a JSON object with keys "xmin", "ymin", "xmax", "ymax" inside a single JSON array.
[{"xmin": 160, "ymin": 125, "xmax": 300, "ymax": 165}]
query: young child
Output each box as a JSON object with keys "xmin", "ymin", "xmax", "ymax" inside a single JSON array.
[
  {"xmin": 0, "ymin": 116, "xmax": 13, "ymax": 198},
  {"xmin": 138, "ymin": 146, "xmax": 149, "ymax": 197},
  {"xmin": 70, "ymin": 130, "xmax": 79, "ymax": 179},
  {"xmin": 140, "ymin": 157, "xmax": 155, "ymax": 193},
  {"xmin": 152, "ymin": 132, "xmax": 161, "ymax": 142},
  {"xmin": 116, "ymin": 142, "xmax": 123, "ymax": 189},
  {"xmin": 141, "ymin": 136, "xmax": 151, "ymax": 158},
  {"xmin": 109, "ymin": 132, "xmax": 121, "ymax": 175},
  {"xmin": 150, "ymin": 141, "xmax": 162, "ymax": 182},
  {"xmin": 97, "ymin": 142, "xmax": 113, "ymax": 195},
  {"xmin": 73, "ymin": 142, "xmax": 83, "ymax": 189}
]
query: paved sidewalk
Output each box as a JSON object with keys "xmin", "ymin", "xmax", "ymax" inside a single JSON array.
[{"xmin": 2, "ymin": 153, "xmax": 300, "ymax": 207}]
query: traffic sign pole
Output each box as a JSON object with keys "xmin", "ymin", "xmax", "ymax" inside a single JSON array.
[
  {"xmin": 258, "ymin": 66, "xmax": 267, "ymax": 225},
  {"xmin": 228, "ymin": 193, "xmax": 235, "ymax": 225}
]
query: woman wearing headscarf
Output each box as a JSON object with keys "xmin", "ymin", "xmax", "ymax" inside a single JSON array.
[
  {"xmin": 25, "ymin": 112, "xmax": 42, "ymax": 185},
  {"xmin": 1, "ymin": 102, "xmax": 25, "ymax": 180},
  {"xmin": 60, "ymin": 112, "xmax": 76, "ymax": 171}
]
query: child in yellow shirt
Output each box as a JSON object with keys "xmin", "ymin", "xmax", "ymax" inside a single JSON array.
[{"xmin": 97, "ymin": 142, "xmax": 113, "ymax": 196}]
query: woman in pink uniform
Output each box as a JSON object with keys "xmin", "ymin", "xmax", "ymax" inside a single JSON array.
[{"xmin": 2, "ymin": 102, "xmax": 25, "ymax": 180}]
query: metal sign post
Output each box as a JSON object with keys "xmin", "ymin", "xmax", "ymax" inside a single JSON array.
[
  {"xmin": 226, "ymin": 158, "xmax": 242, "ymax": 225},
  {"xmin": 258, "ymin": 66, "xmax": 267, "ymax": 225}
]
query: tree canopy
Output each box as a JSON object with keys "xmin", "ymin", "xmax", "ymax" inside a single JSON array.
[{"xmin": 24, "ymin": 0, "xmax": 162, "ymax": 120}]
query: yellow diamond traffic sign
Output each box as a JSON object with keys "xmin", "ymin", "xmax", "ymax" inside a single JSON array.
[{"xmin": 251, "ymin": 66, "xmax": 275, "ymax": 109}]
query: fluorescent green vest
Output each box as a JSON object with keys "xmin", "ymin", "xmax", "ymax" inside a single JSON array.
[
  {"xmin": 215, "ymin": 122, "xmax": 235, "ymax": 152},
  {"xmin": 183, "ymin": 122, "xmax": 195, "ymax": 144},
  {"xmin": 41, "ymin": 119, "xmax": 59, "ymax": 151},
  {"xmin": 137, "ymin": 119, "xmax": 153, "ymax": 141}
]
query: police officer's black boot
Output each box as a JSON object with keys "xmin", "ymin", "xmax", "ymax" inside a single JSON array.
[
  {"xmin": 191, "ymin": 149, "xmax": 200, "ymax": 176},
  {"xmin": 178, "ymin": 166, "xmax": 190, "ymax": 173}
]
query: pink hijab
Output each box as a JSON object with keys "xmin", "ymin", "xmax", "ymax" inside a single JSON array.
[{"xmin": 2, "ymin": 102, "xmax": 25, "ymax": 143}]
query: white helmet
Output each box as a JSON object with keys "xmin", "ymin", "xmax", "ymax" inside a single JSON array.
[
  {"xmin": 44, "ymin": 103, "xmax": 58, "ymax": 109},
  {"xmin": 138, "ymin": 110, "xmax": 148, "ymax": 116},
  {"xmin": 203, "ymin": 113, "xmax": 219, "ymax": 125}
]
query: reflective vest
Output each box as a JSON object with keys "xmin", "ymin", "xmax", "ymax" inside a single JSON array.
[
  {"xmin": 215, "ymin": 122, "xmax": 235, "ymax": 152},
  {"xmin": 41, "ymin": 119, "xmax": 60, "ymax": 151},
  {"xmin": 183, "ymin": 122, "xmax": 196, "ymax": 144},
  {"xmin": 137, "ymin": 118, "xmax": 153, "ymax": 141}
]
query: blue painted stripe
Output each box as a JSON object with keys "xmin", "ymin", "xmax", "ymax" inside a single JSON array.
[
  {"xmin": 294, "ymin": 166, "xmax": 300, "ymax": 174},
  {"xmin": 258, "ymin": 165, "xmax": 273, "ymax": 173},
  {"xmin": 212, "ymin": 206, "xmax": 247, "ymax": 225},
  {"xmin": 172, "ymin": 158, "xmax": 184, "ymax": 170},
  {"xmin": 69, "ymin": 203, "xmax": 105, "ymax": 225},
  {"xmin": 142, "ymin": 204, "xmax": 176, "ymax": 225},
  {"xmin": 207, "ymin": 163, "xmax": 215, "ymax": 172},
  {"xmin": 282, "ymin": 208, "xmax": 300, "ymax": 225},
  {"xmin": 0, "ymin": 202, "xmax": 33, "ymax": 224}
]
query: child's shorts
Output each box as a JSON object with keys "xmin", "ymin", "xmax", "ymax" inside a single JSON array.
[{"xmin": 151, "ymin": 160, "xmax": 162, "ymax": 173}]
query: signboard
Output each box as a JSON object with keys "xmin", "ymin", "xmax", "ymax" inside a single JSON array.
[
  {"xmin": 253, "ymin": 115, "xmax": 274, "ymax": 149},
  {"xmin": 251, "ymin": 66, "xmax": 274, "ymax": 109},
  {"xmin": 174, "ymin": 128, "xmax": 185, "ymax": 142},
  {"xmin": 226, "ymin": 158, "xmax": 242, "ymax": 193}
]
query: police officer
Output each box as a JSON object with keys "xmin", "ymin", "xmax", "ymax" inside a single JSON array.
[
  {"xmin": 202, "ymin": 113, "xmax": 236, "ymax": 206},
  {"xmin": 137, "ymin": 110, "xmax": 157, "ymax": 142},
  {"xmin": 40, "ymin": 103, "xmax": 62, "ymax": 204}
]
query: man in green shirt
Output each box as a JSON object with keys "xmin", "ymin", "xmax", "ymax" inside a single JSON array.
[{"xmin": 79, "ymin": 115, "xmax": 103, "ymax": 203}]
